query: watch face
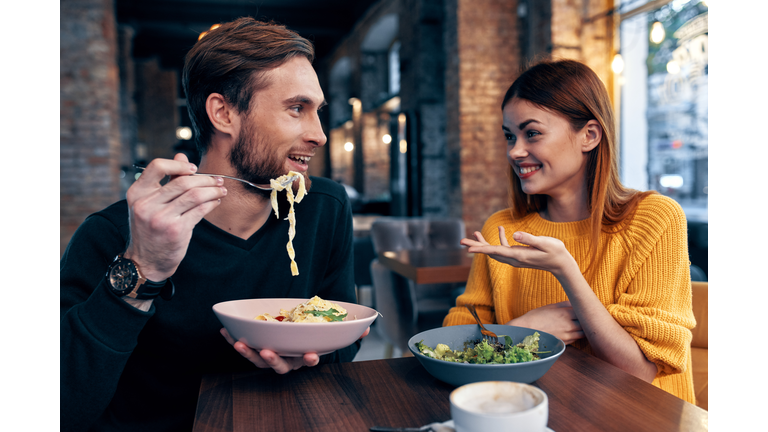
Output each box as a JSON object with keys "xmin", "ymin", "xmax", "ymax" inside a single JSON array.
[{"xmin": 109, "ymin": 260, "xmax": 138, "ymax": 295}]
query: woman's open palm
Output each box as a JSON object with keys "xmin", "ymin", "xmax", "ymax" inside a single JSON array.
[{"xmin": 460, "ymin": 227, "xmax": 574, "ymax": 277}]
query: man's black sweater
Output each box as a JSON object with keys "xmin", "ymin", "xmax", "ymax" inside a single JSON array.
[{"xmin": 60, "ymin": 177, "xmax": 359, "ymax": 431}]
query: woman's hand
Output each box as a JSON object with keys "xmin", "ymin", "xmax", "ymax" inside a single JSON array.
[
  {"xmin": 506, "ymin": 301, "xmax": 584, "ymax": 345},
  {"xmin": 463, "ymin": 228, "xmax": 658, "ymax": 382},
  {"xmin": 460, "ymin": 227, "xmax": 577, "ymax": 279}
]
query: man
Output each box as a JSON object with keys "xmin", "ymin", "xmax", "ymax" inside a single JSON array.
[{"xmin": 60, "ymin": 18, "xmax": 365, "ymax": 431}]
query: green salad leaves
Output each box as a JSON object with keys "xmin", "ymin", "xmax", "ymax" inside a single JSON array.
[
  {"xmin": 303, "ymin": 308, "xmax": 347, "ymax": 322},
  {"xmin": 416, "ymin": 333, "xmax": 546, "ymax": 364}
]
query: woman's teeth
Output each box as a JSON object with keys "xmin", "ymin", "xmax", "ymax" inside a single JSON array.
[{"xmin": 519, "ymin": 166, "xmax": 541, "ymax": 175}]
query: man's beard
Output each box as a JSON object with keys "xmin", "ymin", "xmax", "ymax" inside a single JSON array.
[{"xmin": 228, "ymin": 124, "xmax": 312, "ymax": 197}]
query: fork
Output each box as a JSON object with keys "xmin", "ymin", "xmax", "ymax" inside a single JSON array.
[
  {"xmin": 369, "ymin": 427, "xmax": 433, "ymax": 432},
  {"xmin": 465, "ymin": 304, "xmax": 499, "ymax": 345},
  {"xmin": 133, "ymin": 165, "xmax": 298, "ymax": 191}
]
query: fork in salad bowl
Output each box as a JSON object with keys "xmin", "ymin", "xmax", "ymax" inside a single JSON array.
[
  {"xmin": 465, "ymin": 304, "xmax": 499, "ymax": 345},
  {"xmin": 133, "ymin": 165, "xmax": 298, "ymax": 191}
]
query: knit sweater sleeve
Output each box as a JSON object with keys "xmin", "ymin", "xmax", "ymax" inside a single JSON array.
[
  {"xmin": 442, "ymin": 212, "xmax": 505, "ymax": 326},
  {"xmin": 605, "ymin": 195, "xmax": 696, "ymax": 377},
  {"xmin": 60, "ymin": 206, "xmax": 155, "ymax": 432}
]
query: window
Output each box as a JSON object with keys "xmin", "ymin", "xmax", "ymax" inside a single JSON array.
[
  {"xmin": 388, "ymin": 41, "xmax": 401, "ymax": 96},
  {"xmin": 620, "ymin": 0, "xmax": 708, "ymax": 222}
]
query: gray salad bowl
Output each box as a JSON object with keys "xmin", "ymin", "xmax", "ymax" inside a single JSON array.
[{"xmin": 407, "ymin": 324, "xmax": 566, "ymax": 387}]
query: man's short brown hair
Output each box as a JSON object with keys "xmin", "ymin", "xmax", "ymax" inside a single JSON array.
[{"xmin": 182, "ymin": 17, "xmax": 315, "ymax": 155}]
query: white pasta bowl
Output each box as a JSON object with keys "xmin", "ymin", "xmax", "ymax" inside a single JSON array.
[{"xmin": 213, "ymin": 298, "xmax": 378, "ymax": 357}]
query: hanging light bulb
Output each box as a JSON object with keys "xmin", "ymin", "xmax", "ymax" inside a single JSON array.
[
  {"xmin": 666, "ymin": 60, "xmax": 681, "ymax": 74},
  {"xmin": 344, "ymin": 142, "xmax": 354, "ymax": 152},
  {"xmin": 611, "ymin": 54, "xmax": 624, "ymax": 74},
  {"xmin": 175, "ymin": 126, "xmax": 192, "ymax": 140},
  {"xmin": 650, "ymin": 21, "xmax": 666, "ymax": 44}
]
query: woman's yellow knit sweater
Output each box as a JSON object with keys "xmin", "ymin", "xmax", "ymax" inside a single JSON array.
[{"xmin": 443, "ymin": 194, "xmax": 696, "ymax": 404}]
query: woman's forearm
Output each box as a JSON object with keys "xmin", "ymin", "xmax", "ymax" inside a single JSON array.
[{"xmin": 554, "ymin": 260, "xmax": 658, "ymax": 382}]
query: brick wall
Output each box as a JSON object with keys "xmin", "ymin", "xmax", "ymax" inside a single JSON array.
[
  {"xmin": 319, "ymin": 0, "xmax": 614, "ymax": 231},
  {"xmin": 551, "ymin": 0, "xmax": 614, "ymax": 87},
  {"xmin": 60, "ymin": 0, "xmax": 122, "ymax": 256},
  {"xmin": 446, "ymin": 0, "xmax": 520, "ymax": 236}
]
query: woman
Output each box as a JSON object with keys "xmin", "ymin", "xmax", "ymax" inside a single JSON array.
[{"xmin": 444, "ymin": 59, "xmax": 696, "ymax": 404}]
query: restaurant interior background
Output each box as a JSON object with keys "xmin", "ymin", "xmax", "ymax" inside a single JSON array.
[{"xmin": 61, "ymin": 0, "xmax": 709, "ymax": 285}]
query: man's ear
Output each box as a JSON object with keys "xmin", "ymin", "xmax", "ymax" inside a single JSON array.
[
  {"xmin": 206, "ymin": 93, "xmax": 239, "ymax": 136},
  {"xmin": 581, "ymin": 120, "xmax": 602, "ymax": 153}
]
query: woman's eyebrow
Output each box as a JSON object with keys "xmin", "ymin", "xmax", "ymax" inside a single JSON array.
[
  {"xmin": 518, "ymin": 119, "xmax": 539, "ymax": 130},
  {"xmin": 502, "ymin": 119, "xmax": 539, "ymax": 132}
]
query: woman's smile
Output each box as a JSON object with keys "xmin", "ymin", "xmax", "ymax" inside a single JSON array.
[{"xmin": 517, "ymin": 164, "xmax": 542, "ymax": 178}]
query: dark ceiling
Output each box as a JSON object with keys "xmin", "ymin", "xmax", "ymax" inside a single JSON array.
[{"xmin": 116, "ymin": 0, "xmax": 381, "ymax": 70}]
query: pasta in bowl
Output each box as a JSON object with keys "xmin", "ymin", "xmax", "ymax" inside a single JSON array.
[{"xmin": 213, "ymin": 297, "xmax": 378, "ymax": 356}]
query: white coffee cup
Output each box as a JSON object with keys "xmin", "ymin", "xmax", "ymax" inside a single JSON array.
[{"xmin": 450, "ymin": 381, "xmax": 548, "ymax": 432}]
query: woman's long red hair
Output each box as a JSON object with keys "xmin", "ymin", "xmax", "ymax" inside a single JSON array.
[{"xmin": 502, "ymin": 59, "xmax": 654, "ymax": 282}]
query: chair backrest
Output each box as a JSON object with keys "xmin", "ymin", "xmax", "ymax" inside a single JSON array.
[
  {"xmin": 690, "ymin": 281, "xmax": 708, "ymax": 411},
  {"xmin": 691, "ymin": 281, "xmax": 707, "ymax": 348},
  {"xmin": 370, "ymin": 217, "xmax": 466, "ymax": 254},
  {"xmin": 370, "ymin": 259, "xmax": 418, "ymax": 352},
  {"xmin": 368, "ymin": 217, "xmax": 466, "ymax": 354}
]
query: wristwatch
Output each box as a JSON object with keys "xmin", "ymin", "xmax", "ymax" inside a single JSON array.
[{"xmin": 106, "ymin": 254, "xmax": 174, "ymax": 300}]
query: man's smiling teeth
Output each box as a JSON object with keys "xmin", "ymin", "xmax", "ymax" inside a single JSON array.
[
  {"xmin": 519, "ymin": 166, "xmax": 541, "ymax": 175},
  {"xmin": 289, "ymin": 155, "xmax": 311, "ymax": 163}
]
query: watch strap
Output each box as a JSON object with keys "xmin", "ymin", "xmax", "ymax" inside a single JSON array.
[{"xmin": 125, "ymin": 277, "xmax": 175, "ymax": 300}]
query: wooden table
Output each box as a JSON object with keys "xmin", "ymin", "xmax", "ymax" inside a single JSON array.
[
  {"xmin": 193, "ymin": 347, "xmax": 707, "ymax": 432},
  {"xmin": 376, "ymin": 248, "xmax": 474, "ymax": 284}
]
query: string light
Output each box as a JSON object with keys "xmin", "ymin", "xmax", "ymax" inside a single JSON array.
[
  {"xmin": 344, "ymin": 142, "xmax": 354, "ymax": 152},
  {"xmin": 382, "ymin": 134, "xmax": 392, "ymax": 144},
  {"xmin": 650, "ymin": 21, "xmax": 665, "ymax": 44}
]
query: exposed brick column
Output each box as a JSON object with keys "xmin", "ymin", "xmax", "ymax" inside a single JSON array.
[
  {"xmin": 551, "ymin": 0, "xmax": 614, "ymax": 87},
  {"xmin": 445, "ymin": 0, "xmax": 520, "ymax": 236},
  {"xmin": 60, "ymin": 0, "xmax": 122, "ymax": 256}
]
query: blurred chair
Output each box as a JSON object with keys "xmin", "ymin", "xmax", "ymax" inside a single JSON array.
[
  {"xmin": 353, "ymin": 236, "xmax": 376, "ymax": 307},
  {"xmin": 690, "ymin": 264, "xmax": 707, "ymax": 282},
  {"xmin": 369, "ymin": 217, "xmax": 466, "ymax": 357},
  {"xmin": 690, "ymin": 281, "xmax": 708, "ymax": 410}
]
